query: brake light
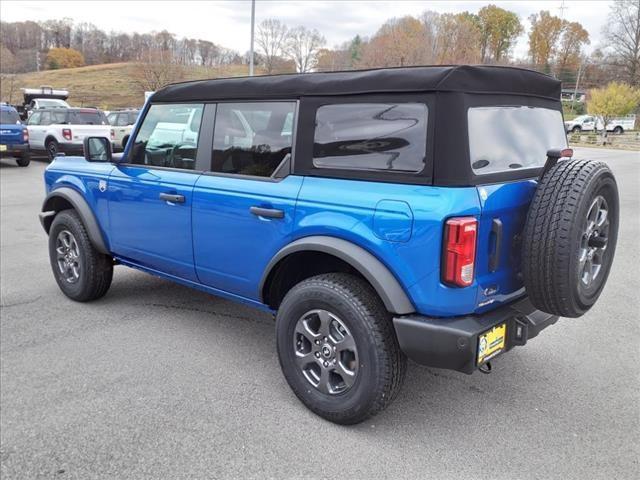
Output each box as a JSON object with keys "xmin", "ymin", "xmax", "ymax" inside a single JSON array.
[
  {"xmin": 442, "ymin": 217, "xmax": 478, "ymax": 287},
  {"xmin": 22, "ymin": 128, "xmax": 28, "ymax": 142},
  {"xmin": 62, "ymin": 128, "xmax": 72, "ymax": 141},
  {"xmin": 110, "ymin": 128, "xmax": 115, "ymax": 140}
]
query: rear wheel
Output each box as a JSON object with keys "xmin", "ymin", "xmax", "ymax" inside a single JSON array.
[
  {"xmin": 46, "ymin": 139, "xmax": 59, "ymax": 161},
  {"xmin": 522, "ymin": 160, "xmax": 619, "ymax": 317},
  {"xmin": 15, "ymin": 152, "xmax": 30, "ymax": 167},
  {"xmin": 276, "ymin": 273, "xmax": 406, "ymax": 424},
  {"xmin": 613, "ymin": 126, "xmax": 623, "ymax": 135},
  {"xmin": 122, "ymin": 135, "xmax": 129, "ymax": 149},
  {"xmin": 571, "ymin": 126, "xmax": 581, "ymax": 134},
  {"xmin": 48, "ymin": 210, "xmax": 113, "ymax": 302}
]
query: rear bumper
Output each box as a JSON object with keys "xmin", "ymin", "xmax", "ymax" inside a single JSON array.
[
  {"xmin": 393, "ymin": 297, "xmax": 558, "ymax": 374},
  {"xmin": 0, "ymin": 143, "xmax": 28, "ymax": 157}
]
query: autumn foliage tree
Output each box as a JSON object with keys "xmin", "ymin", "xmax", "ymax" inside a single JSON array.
[
  {"xmin": 528, "ymin": 11, "xmax": 565, "ymax": 72},
  {"xmin": 477, "ymin": 5, "xmax": 523, "ymax": 63},
  {"xmin": 588, "ymin": 82, "xmax": 640, "ymax": 130},
  {"xmin": 45, "ymin": 47, "xmax": 84, "ymax": 69}
]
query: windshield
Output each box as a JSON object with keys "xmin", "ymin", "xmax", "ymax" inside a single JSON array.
[
  {"xmin": 0, "ymin": 110, "xmax": 21, "ymax": 124},
  {"xmin": 36, "ymin": 99, "xmax": 67, "ymax": 107},
  {"xmin": 468, "ymin": 106, "xmax": 567, "ymax": 175}
]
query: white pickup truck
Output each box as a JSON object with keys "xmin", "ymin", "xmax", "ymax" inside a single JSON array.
[
  {"xmin": 565, "ymin": 114, "xmax": 636, "ymax": 134},
  {"xmin": 27, "ymin": 108, "xmax": 110, "ymax": 160}
]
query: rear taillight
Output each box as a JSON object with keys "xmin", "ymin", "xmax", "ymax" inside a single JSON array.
[
  {"xmin": 442, "ymin": 217, "xmax": 478, "ymax": 287},
  {"xmin": 62, "ymin": 128, "xmax": 72, "ymax": 141},
  {"xmin": 22, "ymin": 128, "xmax": 28, "ymax": 142},
  {"xmin": 110, "ymin": 128, "xmax": 115, "ymax": 140}
]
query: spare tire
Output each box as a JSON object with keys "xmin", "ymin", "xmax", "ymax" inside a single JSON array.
[{"xmin": 522, "ymin": 160, "xmax": 619, "ymax": 318}]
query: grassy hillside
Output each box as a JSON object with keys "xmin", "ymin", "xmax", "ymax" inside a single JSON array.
[{"xmin": 0, "ymin": 62, "xmax": 253, "ymax": 109}]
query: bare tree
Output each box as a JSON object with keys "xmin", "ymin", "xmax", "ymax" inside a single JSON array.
[
  {"xmin": 286, "ymin": 26, "xmax": 325, "ymax": 73},
  {"xmin": 603, "ymin": 0, "xmax": 640, "ymax": 85},
  {"xmin": 256, "ymin": 19, "xmax": 289, "ymax": 74},
  {"xmin": 133, "ymin": 50, "xmax": 184, "ymax": 91}
]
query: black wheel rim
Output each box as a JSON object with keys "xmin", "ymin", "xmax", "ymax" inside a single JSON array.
[
  {"xmin": 579, "ymin": 195, "xmax": 609, "ymax": 288},
  {"xmin": 56, "ymin": 230, "xmax": 81, "ymax": 284},
  {"xmin": 293, "ymin": 309, "xmax": 359, "ymax": 395},
  {"xmin": 47, "ymin": 143, "xmax": 57, "ymax": 160}
]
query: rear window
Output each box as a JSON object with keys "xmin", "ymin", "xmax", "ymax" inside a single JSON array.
[
  {"xmin": 68, "ymin": 111, "xmax": 107, "ymax": 125},
  {"xmin": 468, "ymin": 106, "xmax": 567, "ymax": 175},
  {"xmin": 313, "ymin": 103, "xmax": 428, "ymax": 173},
  {"xmin": 0, "ymin": 110, "xmax": 20, "ymax": 124}
]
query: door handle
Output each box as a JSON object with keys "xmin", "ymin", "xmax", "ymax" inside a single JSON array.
[
  {"xmin": 250, "ymin": 206, "xmax": 284, "ymax": 219},
  {"xmin": 159, "ymin": 192, "xmax": 185, "ymax": 204}
]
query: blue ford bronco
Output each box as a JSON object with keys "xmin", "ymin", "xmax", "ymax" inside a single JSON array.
[
  {"xmin": 39, "ymin": 66, "xmax": 619, "ymax": 424},
  {"xmin": 0, "ymin": 103, "xmax": 30, "ymax": 167}
]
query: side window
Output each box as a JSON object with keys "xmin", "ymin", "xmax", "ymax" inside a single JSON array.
[
  {"xmin": 116, "ymin": 113, "xmax": 129, "ymax": 126},
  {"xmin": 211, "ymin": 102, "xmax": 295, "ymax": 177},
  {"xmin": 28, "ymin": 111, "xmax": 41, "ymax": 125},
  {"xmin": 313, "ymin": 103, "xmax": 428, "ymax": 173},
  {"xmin": 107, "ymin": 113, "xmax": 117, "ymax": 125},
  {"xmin": 129, "ymin": 112, "xmax": 139, "ymax": 124},
  {"xmin": 128, "ymin": 103, "xmax": 204, "ymax": 170},
  {"xmin": 40, "ymin": 111, "xmax": 51, "ymax": 126}
]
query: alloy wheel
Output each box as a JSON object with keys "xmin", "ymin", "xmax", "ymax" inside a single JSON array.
[{"xmin": 293, "ymin": 309, "xmax": 359, "ymax": 395}]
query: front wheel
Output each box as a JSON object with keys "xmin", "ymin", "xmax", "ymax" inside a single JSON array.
[
  {"xmin": 613, "ymin": 126, "xmax": 623, "ymax": 135},
  {"xmin": 571, "ymin": 126, "xmax": 582, "ymax": 134},
  {"xmin": 276, "ymin": 273, "xmax": 406, "ymax": 424},
  {"xmin": 48, "ymin": 210, "xmax": 114, "ymax": 302}
]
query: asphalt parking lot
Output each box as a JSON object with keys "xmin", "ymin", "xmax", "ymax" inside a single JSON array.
[{"xmin": 1, "ymin": 147, "xmax": 638, "ymax": 480}]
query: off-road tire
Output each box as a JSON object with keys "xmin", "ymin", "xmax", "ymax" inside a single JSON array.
[
  {"xmin": 276, "ymin": 273, "xmax": 406, "ymax": 425},
  {"xmin": 15, "ymin": 153, "xmax": 30, "ymax": 167},
  {"xmin": 48, "ymin": 209, "xmax": 113, "ymax": 302},
  {"xmin": 522, "ymin": 160, "xmax": 619, "ymax": 317}
]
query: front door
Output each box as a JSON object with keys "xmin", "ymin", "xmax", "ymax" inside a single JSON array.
[
  {"xmin": 107, "ymin": 102, "xmax": 206, "ymax": 281},
  {"xmin": 192, "ymin": 101, "xmax": 302, "ymax": 300}
]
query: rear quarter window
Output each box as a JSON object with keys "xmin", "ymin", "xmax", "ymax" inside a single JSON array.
[
  {"xmin": 468, "ymin": 106, "xmax": 567, "ymax": 175},
  {"xmin": 313, "ymin": 103, "xmax": 428, "ymax": 173},
  {"xmin": 0, "ymin": 110, "xmax": 20, "ymax": 124}
]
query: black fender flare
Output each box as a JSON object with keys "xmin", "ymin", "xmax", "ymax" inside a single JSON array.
[
  {"xmin": 260, "ymin": 236, "xmax": 415, "ymax": 315},
  {"xmin": 39, "ymin": 187, "xmax": 109, "ymax": 254}
]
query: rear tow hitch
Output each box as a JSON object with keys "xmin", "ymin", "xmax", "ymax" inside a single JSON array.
[{"xmin": 478, "ymin": 362, "xmax": 492, "ymax": 374}]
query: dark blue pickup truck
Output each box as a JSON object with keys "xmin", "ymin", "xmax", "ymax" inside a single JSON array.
[
  {"xmin": 38, "ymin": 66, "xmax": 619, "ymax": 424},
  {"xmin": 0, "ymin": 104, "xmax": 30, "ymax": 167}
]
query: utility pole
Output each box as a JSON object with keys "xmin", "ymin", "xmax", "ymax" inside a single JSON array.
[
  {"xmin": 249, "ymin": 0, "xmax": 255, "ymax": 76},
  {"xmin": 573, "ymin": 61, "xmax": 583, "ymax": 106}
]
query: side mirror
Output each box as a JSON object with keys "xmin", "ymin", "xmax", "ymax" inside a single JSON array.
[{"xmin": 83, "ymin": 136, "xmax": 112, "ymax": 162}]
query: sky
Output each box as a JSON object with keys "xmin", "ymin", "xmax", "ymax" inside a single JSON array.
[{"xmin": 0, "ymin": 0, "xmax": 613, "ymax": 59}]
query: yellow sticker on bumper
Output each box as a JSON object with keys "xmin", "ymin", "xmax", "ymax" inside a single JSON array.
[{"xmin": 477, "ymin": 323, "xmax": 506, "ymax": 365}]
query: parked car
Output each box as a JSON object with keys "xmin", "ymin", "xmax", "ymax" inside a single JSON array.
[
  {"xmin": 564, "ymin": 114, "xmax": 636, "ymax": 134},
  {"xmin": 106, "ymin": 109, "xmax": 139, "ymax": 151},
  {"xmin": 27, "ymin": 108, "xmax": 110, "ymax": 160},
  {"xmin": 17, "ymin": 86, "xmax": 70, "ymax": 120},
  {"xmin": 0, "ymin": 104, "xmax": 30, "ymax": 167},
  {"xmin": 39, "ymin": 66, "xmax": 619, "ymax": 425}
]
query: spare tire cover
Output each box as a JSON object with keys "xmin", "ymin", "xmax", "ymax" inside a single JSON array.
[{"xmin": 522, "ymin": 160, "xmax": 619, "ymax": 318}]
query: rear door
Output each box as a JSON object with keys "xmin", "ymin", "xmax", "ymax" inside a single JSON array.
[
  {"xmin": 469, "ymin": 105, "xmax": 568, "ymax": 309},
  {"xmin": 192, "ymin": 101, "xmax": 302, "ymax": 300},
  {"xmin": 107, "ymin": 103, "xmax": 206, "ymax": 281}
]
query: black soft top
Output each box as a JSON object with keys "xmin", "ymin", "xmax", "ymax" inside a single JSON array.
[{"xmin": 152, "ymin": 65, "xmax": 561, "ymax": 103}]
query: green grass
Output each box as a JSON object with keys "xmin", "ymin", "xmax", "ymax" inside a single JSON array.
[{"xmin": 1, "ymin": 62, "xmax": 254, "ymax": 109}]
